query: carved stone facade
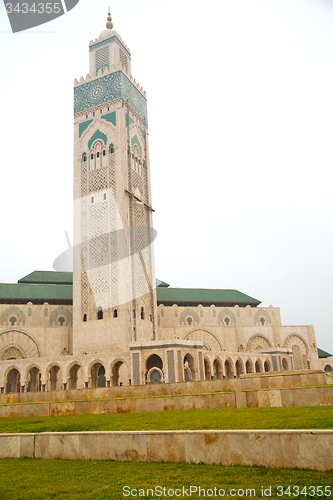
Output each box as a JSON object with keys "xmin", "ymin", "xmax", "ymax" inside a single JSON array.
[{"xmin": 0, "ymin": 20, "xmax": 324, "ymax": 394}]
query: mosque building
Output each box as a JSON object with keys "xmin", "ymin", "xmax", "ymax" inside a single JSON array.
[{"xmin": 0, "ymin": 14, "xmax": 330, "ymax": 394}]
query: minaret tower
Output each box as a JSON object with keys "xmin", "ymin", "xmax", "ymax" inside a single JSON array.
[{"xmin": 73, "ymin": 13, "xmax": 156, "ymax": 356}]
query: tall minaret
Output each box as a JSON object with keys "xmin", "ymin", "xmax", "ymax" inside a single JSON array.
[{"xmin": 73, "ymin": 12, "xmax": 156, "ymax": 356}]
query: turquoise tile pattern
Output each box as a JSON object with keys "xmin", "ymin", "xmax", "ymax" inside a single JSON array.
[
  {"xmin": 101, "ymin": 112, "xmax": 116, "ymax": 126},
  {"xmin": 88, "ymin": 130, "xmax": 107, "ymax": 150},
  {"xmin": 79, "ymin": 119, "xmax": 93, "ymax": 137},
  {"xmin": 74, "ymin": 71, "xmax": 147, "ymax": 123}
]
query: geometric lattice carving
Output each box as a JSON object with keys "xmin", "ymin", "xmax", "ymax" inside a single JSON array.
[
  {"xmin": 119, "ymin": 47, "xmax": 128, "ymax": 72},
  {"xmin": 96, "ymin": 46, "xmax": 109, "ymax": 74},
  {"xmin": 132, "ymin": 352, "xmax": 140, "ymax": 385},
  {"xmin": 167, "ymin": 350, "xmax": 175, "ymax": 383},
  {"xmin": 177, "ymin": 350, "xmax": 182, "ymax": 382},
  {"xmin": 247, "ymin": 335, "xmax": 272, "ymax": 351}
]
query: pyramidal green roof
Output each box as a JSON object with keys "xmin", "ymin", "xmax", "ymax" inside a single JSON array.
[
  {"xmin": 156, "ymin": 279, "xmax": 170, "ymax": 288},
  {"xmin": 317, "ymin": 347, "xmax": 333, "ymax": 358},
  {"xmin": 18, "ymin": 271, "xmax": 73, "ymax": 285},
  {"xmin": 156, "ymin": 287, "xmax": 261, "ymax": 306}
]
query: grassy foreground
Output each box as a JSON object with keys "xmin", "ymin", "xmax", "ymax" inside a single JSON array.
[
  {"xmin": 0, "ymin": 459, "xmax": 332, "ymax": 500},
  {"xmin": 0, "ymin": 406, "xmax": 332, "ymax": 433}
]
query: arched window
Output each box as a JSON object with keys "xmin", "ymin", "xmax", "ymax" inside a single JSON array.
[
  {"xmin": 82, "ymin": 152, "xmax": 87, "ymax": 162},
  {"xmin": 97, "ymin": 307, "xmax": 103, "ymax": 320},
  {"xmin": 113, "ymin": 309, "xmax": 118, "ymax": 318},
  {"xmin": 83, "ymin": 314, "xmax": 87, "ymax": 322},
  {"xmin": 141, "ymin": 307, "xmax": 145, "ymax": 320},
  {"xmin": 109, "ymin": 143, "xmax": 114, "ymax": 154},
  {"xmin": 58, "ymin": 316, "xmax": 65, "ymax": 326}
]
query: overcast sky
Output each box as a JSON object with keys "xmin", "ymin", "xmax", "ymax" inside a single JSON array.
[{"xmin": 0, "ymin": 0, "xmax": 333, "ymax": 354}]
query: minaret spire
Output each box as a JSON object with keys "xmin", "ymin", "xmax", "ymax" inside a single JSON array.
[{"xmin": 106, "ymin": 9, "xmax": 113, "ymax": 30}]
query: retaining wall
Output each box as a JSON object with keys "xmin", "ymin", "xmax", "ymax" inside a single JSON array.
[
  {"xmin": 0, "ymin": 369, "xmax": 331, "ymax": 406},
  {"xmin": 0, "ymin": 430, "xmax": 332, "ymax": 470},
  {"xmin": 0, "ymin": 384, "xmax": 332, "ymax": 418}
]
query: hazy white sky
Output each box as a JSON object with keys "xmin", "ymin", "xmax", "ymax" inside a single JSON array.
[{"xmin": 0, "ymin": 0, "xmax": 333, "ymax": 354}]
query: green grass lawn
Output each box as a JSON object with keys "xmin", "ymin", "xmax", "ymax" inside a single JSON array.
[
  {"xmin": 0, "ymin": 407, "xmax": 332, "ymax": 499},
  {"xmin": 0, "ymin": 459, "xmax": 332, "ymax": 500},
  {"xmin": 0, "ymin": 406, "xmax": 332, "ymax": 434}
]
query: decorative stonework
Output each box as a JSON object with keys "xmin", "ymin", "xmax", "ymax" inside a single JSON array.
[
  {"xmin": 0, "ymin": 307, "xmax": 25, "ymax": 327},
  {"xmin": 180, "ymin": 309, "xmax": 199, "ymax": 326},
  {"xmin": 254, "ymin": 309, "xmax": 271, "ymax": 326},
  {"xmin": 49, "ymin": 308, "xmax": 72, "ymax": 327},
  {"xmin": 88, "ymin": 130, "xmax": 107, "ymax": 150},
  {"xmin": 247, "ymin": 335, "xmax": 272, "ymax": 351},
  {"xmin": 1, "ymin": 344, "xmax": 26, "ymax": 360},
  {"xmin": 95, "ymin": 46, "xmax": 109, "ymax": 74},
  {"xmin": 89, "ymin": 36, "xmax": 131, "ymax": 59},
  {"xmin": 218, "ymin": 309, "xmax": 236, "ymax": 326},
  {"xmin": 183, "ymin": 328, "xmax": 223, "ymax": 352},
  {"xmin": 0, "ymin": 329, "xmax": 41, "ymax": 358},
  {"xmin": 74, "ymin": 71, "xmax": 147, "ymax": 123}
]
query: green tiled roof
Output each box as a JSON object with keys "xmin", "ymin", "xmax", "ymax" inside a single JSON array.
[
  {"xmin": 0, "ymin": 271, "xmax": 260, "ymax": 307},
  {"xmin": 317, "ymin": 348, "xmax": 333, "ymax": 358},
  {"xmin": 156, "ymin": 287, "xmax": 261, "ymax": 306},
  {"xmin": 156, "ymin": 279, "xmax": 170, "ymax": 288},
  {"xmin": 0, "ymin": 283, "xmax": 73, "ymax": 301},
  {"xmin": 18, "ymin": 271, "xmax": 73, "ymax": 285}
]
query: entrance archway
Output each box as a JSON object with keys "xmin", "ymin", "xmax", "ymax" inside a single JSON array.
[
  {"xmin": 91, "ymin": 362, "xmax": 106, "ymax": 388},
  {"xmin": 48, "ymin": 365, "xmax": 61, "ymax": 391},
  {"xmin": 282, "ymin": 358, "xmax": 289, "ymax": 370},
  {"xmin": 111, "ymin": 360, "xmax": 126, "ymax": 386},
  {"xmin": 148, "ymin": 368, "xmax": 162, "ymax": 384},
  {"xmin": 183, "ymin": 353, "xmax": 196, "ymax": 382},
  {"xmin": 6, "ymin": 368, "xmax": 20, "ymax": 393},
  {"xmin": 264, "ymin": 360, "xmax": 272, "ymax": 372},
  {"xmin": 27, "ymin": 367, "xmax": 41, "ymax": 392},
  {"xmin": 68, "ymin": 363, "xmax": 81, "ymax": 390},
  {"xmin": 235, "ymin": 359, "xmax": 245, "ymax": 378},
  {"xmin": 255, "ymin": 360, "xmax": 263, "ymax": 373},
  {"xmin": 245, "ymin": 359, "xmax": 254, "ymax": 374},
  {"xmin": 212, "ymin": 358, "xmax": 223, "ymax": 380},
  {"xmin": 224, "ymin": 358, "xmax": 234, "ymax": 379}
]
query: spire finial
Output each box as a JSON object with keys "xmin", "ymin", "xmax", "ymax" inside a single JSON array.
[{"xmin": 106, "ymin": 8, "xmax": 113, "ymax": 30}]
